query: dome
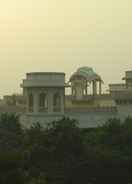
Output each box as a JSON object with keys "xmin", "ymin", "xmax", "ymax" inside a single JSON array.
[
  {"xmin": 70, "ymin": 66, "xmax": 102, "ymax": 82},
  {"xmin": 77, "ymin": 67, "xmax": 96, "ymax": 78}
]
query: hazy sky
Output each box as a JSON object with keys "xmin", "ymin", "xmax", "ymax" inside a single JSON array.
[{"xmin": 0, "ymin": 0, "xmax": 132, "ymax": 97}]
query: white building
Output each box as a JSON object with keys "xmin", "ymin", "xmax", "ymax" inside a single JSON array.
[
  {"xmin": 0, "ymin": 66, "xmax": 131, "ymax": 128},
  {"xmin": 19, "ymin": 67, "xmax": 132, "ymax": 128},
  {"xmin": 21, "ymin": 67, "xmax": 116, "ymax": 128},
  {"xmin": 109, "ymin": 71, "xmax": 132, "ymax": 105},
  {"xmin": 21, "ymin": 72, "xmax": 65, "ymax": 128}
]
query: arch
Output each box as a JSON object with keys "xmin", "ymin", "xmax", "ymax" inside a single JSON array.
[
  {"xmin": 39, "ymin": 93, "xmax": 48, "ymax": 112},
  {"xmin": 53, "ymin": 93, "xmax": 61, "ymax": 112},
  {"xmin": 28, "ymin": 94, "xmax": 34, "ymax": 112}
]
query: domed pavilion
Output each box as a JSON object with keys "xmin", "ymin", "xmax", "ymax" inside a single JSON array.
[{"xmin": 69, "ymin": 67, "xmax": 103, "ymax": 99}]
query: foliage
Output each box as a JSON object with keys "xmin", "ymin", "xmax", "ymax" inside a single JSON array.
[
  {"xmin": 0, "ymin": 113, "xmax": 24, "ymax": 151},
  {"xmin": 1, "ymin": 113, "xmax": 132, "ymax": 183}
]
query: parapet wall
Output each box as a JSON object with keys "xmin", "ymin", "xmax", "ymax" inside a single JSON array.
[{"xmin": 22, "ymin": 72, "xmax": 65, "ymax": 88}]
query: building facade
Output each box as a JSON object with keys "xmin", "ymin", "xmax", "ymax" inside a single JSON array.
[
  {"xmin": 109, "ymin": 71, "xmax": 132, "ymax": 105},
  {"xmin": 20, "ymin": 72, "xmax": 65, "ymax": 127},
  {"xmin": 20, "ymin": 67, "xmax": 132, "ymax": 128}
]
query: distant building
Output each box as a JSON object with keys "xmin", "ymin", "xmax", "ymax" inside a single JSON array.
[
  {"xmin": 0, "ymin": 94, "xmax": 25, "ymax": 114},
  {"xmin": 20, "ymin": 66, "xmax": 132, "ymax": 128},
  {"xmin": 65, "ymin": 67, "xmax": 115, "ymax": 111},
  {"xmin": 21, "ymin": 72, "xmax": 65, "ymax": 115},
  {"xmin": 1, "ymin": 67, "xmax": 130, "ymax": 128},
  {"xmin": 3, "ymin": 94, "xmax": 26, "ymax": 107},
  {"xmin": 109, "ymin": 71, "xmax": 132, "ymax": 105}
]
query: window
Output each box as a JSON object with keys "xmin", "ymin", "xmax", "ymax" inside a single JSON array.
[
  {"xmin": 39, "ymin": 93, "xmax": 48, "ymax": 112},
  {"xmin": 28, "ymin": 94, "xmax": 34, "ymax": 112},
  {"xmin": 53, "ymin": 93, "xmax": 61, "ymax": 112}
]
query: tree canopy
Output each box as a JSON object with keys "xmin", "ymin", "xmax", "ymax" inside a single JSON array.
[{"xmin": 0, "ymin": 113, "xmax": 132, "ymax": 183}]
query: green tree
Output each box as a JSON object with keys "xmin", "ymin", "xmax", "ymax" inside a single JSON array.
[{"xmin": 0, "ymin": 113, "xmax": 23, "ymax": 151}]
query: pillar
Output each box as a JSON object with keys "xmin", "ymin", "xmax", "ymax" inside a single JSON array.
[
  {"xmin": 33, "ymin": 92, "xmax": 39, "ymax": 113},
  {"xmin": 99, "ymin": 81, "xmax": 102, "ymax": 95},
  {"xmin": 26, "ymin": 92, "xmax": 29, "ymax": 113},
  {"xmin": 85, "ymin": 85, "xmax": 88, "ymax": 95},
  {"xmin": 48, "ymin": 90, "xmax": 53, "ymax": 114},
  {"xmin": 92, "ymin": 81, "xmax": 97, "ymax": 96},
  {"xmin": 72, "ymin": 87, "xmax": 74, "ymax": 96},
  {"xmin": 61, "ymin": 91, "xmax": 65, "ymax": 114}
]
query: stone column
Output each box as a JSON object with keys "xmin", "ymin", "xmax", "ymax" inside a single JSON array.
[
  {"xmin": 48, "ymin": 90, "xmax": 53, "ymax": 114},
  {"xmin": 33, "ymin": 92, "xmax": 39, "ymax": 114},
  {"xmin": 26, "ymin": 92, "xmax": 29, "ymax": 113},
  {"xmin": 92, "ymin": 81, "xmax": 97, "ymax": 96},
  {"xmin": 99, "ymin": 81, "xmax": 102, "ymax": 95},
  {"xmin": 24, "ymin": 89, "xmax": 28, "ymax": 113},
  {"xmin": 89, "ymin": 83, "xmax": 91, "ymax": 95},
  {"xmin": 60, "ymin": 89, "xmax": 65, "ymax": 114},
  {"xmin": 72, "ymin": 87, "xmax": 74, "ymax": 96},
  {"xmin": 85, "ymin": 85, "xmax": 88, "ymax": 95}
]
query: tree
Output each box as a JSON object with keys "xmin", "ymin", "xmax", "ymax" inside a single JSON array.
[
  {"xmin": 0, "ymin": 113, "xmax": 23, "ymax": 151},
  {"xmin": 67, "ymin": 158, "xmax": 132, "ymax": 184},
  {"xmin": 25, "ymin": 117, "xmax": 85, "ymax": 184}
]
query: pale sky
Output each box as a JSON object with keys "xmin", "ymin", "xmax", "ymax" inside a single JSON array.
[{"xmin": 0, "ymin": 0, "xmax": 132, "ymax": 97}]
